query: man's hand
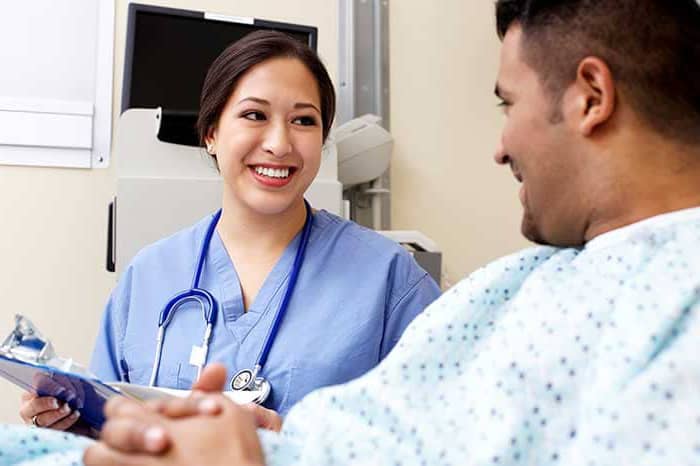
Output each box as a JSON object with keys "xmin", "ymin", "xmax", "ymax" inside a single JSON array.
[
  {"xmin": 148, "ymin": 396, "xmax": 282, "ymax": 432},
  {"xmin": 84, "ymin": 363, "xmax": 283, "ymax": 462},
  {"xmin": 146, "ymin": 364, "xmax": 282, "ymax": 431},
  {"xmin": 83, "ymin": 394, "xmax": 265, "ymax": 466},
  {"xmin": 147, "ymin": 364, "xmax": 282, "ymax": 431}
]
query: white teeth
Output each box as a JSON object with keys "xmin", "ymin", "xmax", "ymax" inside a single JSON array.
[{"xmin": 254, "ymin": 166, "xmax": 290, "ymax": 179}]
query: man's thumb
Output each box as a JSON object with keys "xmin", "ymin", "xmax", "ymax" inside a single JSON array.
[{"xmin": 193, "ymin": 363, "xmax": 227, "ymax": 392}]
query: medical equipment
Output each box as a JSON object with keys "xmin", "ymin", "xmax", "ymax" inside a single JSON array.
[
  {"xmin": 149, "ymin": 200, "xmax": 313, "ymax": 403},
  {"xmin": 122, "ymin": 3, "xmax": 317, "ymax": 132},
  {"xmin": 335, "ymin": 114, "xmax": 392, "ymax": 188},
  {"xmin": 378, "ymin": 230, "xmax": 442, "ymax": 287}
]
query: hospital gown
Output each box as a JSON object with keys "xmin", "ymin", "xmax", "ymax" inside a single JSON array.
[
  {"xmin": 3, "ymin": 207, "xmax": 700, "ymax": 465},
  {"xmin": 0, "ymin": 425, "xmax": 90, "ymax": 466},
  {"xmin": 260, "ymin": 207, "xmax": 700, "ymax": 465}
]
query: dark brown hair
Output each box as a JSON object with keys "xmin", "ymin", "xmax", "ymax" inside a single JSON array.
[
  {"xmin": 495, "ymin": 0, "xmax": 700, "ymax": 144},
  {"xmin": 197, "ymin": 30, "xmax": 336, "ymax": 154}
]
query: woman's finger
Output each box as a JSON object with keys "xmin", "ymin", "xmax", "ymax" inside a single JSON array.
[
  {"xmin": 34, "ymin": 403, "xmax": 73, "ymax": 428},
  {"xmin": 19, "ymin": 396, "xmax": 59, "ymax": 423},
  {"xmin": 47, "ymin": 409, "xmax": 81, "ymax": 430}
]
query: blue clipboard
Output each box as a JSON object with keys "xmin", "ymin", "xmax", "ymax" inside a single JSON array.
[{"xmin": 0, "ymin": 354, "xmax": 120, "ymax": 430}]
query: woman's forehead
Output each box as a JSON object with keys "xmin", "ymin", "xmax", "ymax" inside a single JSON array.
[{"xmin": 230, "ymin": 57, "xmax": 321, "ymax": 106}]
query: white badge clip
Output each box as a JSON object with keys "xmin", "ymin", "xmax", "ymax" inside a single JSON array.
[{"xmin": 189, "ymin": 345, "xmax": 207, "ymax": 379}]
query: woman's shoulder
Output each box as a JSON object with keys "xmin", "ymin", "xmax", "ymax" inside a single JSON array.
[
  {"xmin": 126, "ymin": 213, "xmax": 215, "ymax": 271},
  {"xmin": 312, "ymin": 210, "xmax": 410, "ymax": 256},
  {"xmin": 312, "ymin": 210, "xmax": 424, "ymax": 272}
]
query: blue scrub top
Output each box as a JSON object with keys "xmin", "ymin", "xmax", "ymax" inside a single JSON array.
[{"xmin": 90, "ymin": 210, "xmax": 441, "ymax": 415}]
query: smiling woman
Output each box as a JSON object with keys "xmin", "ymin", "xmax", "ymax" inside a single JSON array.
[
  {"xmin": 17, "ymin": 30, "xmax": 441, "ymax": 434},
  {"xmin": 203, "ymin": 55, "xmax": 326, "ymax": 217}
]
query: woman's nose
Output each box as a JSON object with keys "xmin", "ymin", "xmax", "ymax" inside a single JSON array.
[{"xmin": 262, "ymin": 122, "xmax": 292, "ymax": 158}]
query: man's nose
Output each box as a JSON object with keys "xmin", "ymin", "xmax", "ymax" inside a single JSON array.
[{"xmin": 493, "ymin": 141, "xmax": 510, "ymax": 165}]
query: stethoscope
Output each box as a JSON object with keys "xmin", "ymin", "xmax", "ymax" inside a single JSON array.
[{"xmin": 149, "ymin": 200, "xmax": 313, "ymax": 404}]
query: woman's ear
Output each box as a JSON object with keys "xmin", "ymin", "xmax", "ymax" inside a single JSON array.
[
  {"xmin": 572, "ymin": 56, "xmax": 616, "ymax": 137},
  {"xmin": 204, "ymin": 127, "xmax": 217, "ymax": 155}
]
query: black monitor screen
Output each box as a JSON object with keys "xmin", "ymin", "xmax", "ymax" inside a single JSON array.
[{"xmin": 122, "ymin": 4, "xmax": 317, "ymax": 115}]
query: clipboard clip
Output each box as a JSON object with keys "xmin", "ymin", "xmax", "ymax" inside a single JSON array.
[{"xmin": 0, "ymin": 314, "xmax": 57, "ymax": 364}]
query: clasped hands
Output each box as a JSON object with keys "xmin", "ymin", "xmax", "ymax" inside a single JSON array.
[{"xmin": 83, "ymin": 364, "xmax": 281, "ymax": 466}]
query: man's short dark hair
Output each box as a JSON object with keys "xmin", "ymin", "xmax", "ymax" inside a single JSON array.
[{"xmin": 495, "ymin": 0, "xmax": 700, "ymax": 145}]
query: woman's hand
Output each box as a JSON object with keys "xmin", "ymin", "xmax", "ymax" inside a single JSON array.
[{"xmin": 19, "ymin": 392, "xmax": 80, "ymax": 430}]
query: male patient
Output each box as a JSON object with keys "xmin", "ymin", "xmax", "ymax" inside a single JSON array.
[{"xmin": 9, "ymin": 0, "xmax": 699, "ymax": 465}]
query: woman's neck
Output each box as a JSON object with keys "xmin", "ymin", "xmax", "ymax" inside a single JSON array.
[{"xmin": 216, "ymin": 195, "xmax": 307, "ymax": 259}]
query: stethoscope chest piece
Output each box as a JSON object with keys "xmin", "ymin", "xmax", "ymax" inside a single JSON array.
[{"xmin": 231, "ymin": 368, "xmax": 271, "ymax": 404}]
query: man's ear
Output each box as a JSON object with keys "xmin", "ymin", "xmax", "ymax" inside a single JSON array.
[{"xmin": 572, "ymin": 57, "xmax": 616, "ymax": 136}]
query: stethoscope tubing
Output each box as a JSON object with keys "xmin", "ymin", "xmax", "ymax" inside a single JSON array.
[
  {"xmin": 255, "ymin": 201, "xmax": 313, "ymax": 370},
  {"xmin": 149, "ymin": 201, "xmax": 312, "ymax": 388}
]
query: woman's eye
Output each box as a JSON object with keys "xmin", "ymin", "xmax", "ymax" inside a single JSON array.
[
  {"xmin": 243, "ymin": 111, "xmax": 266, "ymax": 121},
  {"xmin": 292, "ymin": 116, "xmax": 317, "ymax": 126}
]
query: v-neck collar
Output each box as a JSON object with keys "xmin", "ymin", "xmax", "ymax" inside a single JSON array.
[{"xmin": 206, "ymin": 223, "xmax": 305, "ymax": 343}]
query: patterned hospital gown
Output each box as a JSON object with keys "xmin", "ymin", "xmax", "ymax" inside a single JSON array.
[{"xmin": 2, "ymin": 207, "xmax": 700, "ymax": 465}]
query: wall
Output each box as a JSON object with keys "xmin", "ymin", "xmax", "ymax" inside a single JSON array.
[
  {"xmin": 390, "ymin": 1, "xmax": 528, "ymax": 287},
  {"xmin": 0, "ymin": 0, "xmax": 337, "ymax": 424}
]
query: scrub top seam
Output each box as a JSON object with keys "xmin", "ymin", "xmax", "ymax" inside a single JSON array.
[
  {"xmin": 210, "ymin": 232, "xmax": 244, "ymax": 327},
  {"xmin": 386, "ymin": 272, "xmax": 433, "ymax": 322}
]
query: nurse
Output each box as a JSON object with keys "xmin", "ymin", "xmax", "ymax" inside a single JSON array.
[{"xmin": 18, "ymin": 30, "xmax": 440, "ymax": 431}]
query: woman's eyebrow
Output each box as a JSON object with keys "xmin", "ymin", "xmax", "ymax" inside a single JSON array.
[
  {"xmin": 235, "ymin": 97, "xmax": 320, "ymax": 114},
  {"xmin": 236, "ymin": 96, "xmax": 270, "ymax": 106},
  {"xmin": 294, "ymin": 102, "xmax": 321, "ymax": 113}
]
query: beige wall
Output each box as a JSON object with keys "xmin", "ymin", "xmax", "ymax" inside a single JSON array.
[
  {"xmin": 0, "ymin": 1, "xmax": 527, "ymax": 424},
  {"xmin": 0, "ymin": 0, "xmax": 337, "ymax": 424},
  {"xmin": 390, "ymin": 1, "xmax": 528, "ymax": 287}
]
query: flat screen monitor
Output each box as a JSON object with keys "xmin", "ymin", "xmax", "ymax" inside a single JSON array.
[{"xmin": 121, "ymin": 4, "xmax": 318, "ymax": 135}]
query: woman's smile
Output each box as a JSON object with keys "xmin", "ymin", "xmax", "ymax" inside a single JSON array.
[{"xmin": 248, "ymin": 163, "xmax": 298, "ymax": 188}]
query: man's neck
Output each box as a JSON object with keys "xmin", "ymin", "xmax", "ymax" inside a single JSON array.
[{"xmin": 584, "ymin": 140, "xmax": 700, "ymax": 242}]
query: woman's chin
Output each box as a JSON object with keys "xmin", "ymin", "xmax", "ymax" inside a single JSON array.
[{"xmin": 241, "ymin": 193, "xmax": 305, "ymax": 217}]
